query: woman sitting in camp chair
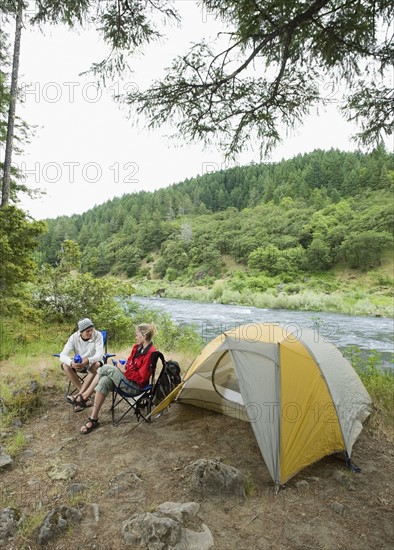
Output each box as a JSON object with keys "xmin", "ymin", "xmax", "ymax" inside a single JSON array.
[{"xmin": 78, "ymin": 323, "xmax": 157, "ymax": 434}]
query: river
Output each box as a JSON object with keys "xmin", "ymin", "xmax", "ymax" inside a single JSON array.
[{"xmin": 133, "ymin": 296, "xmax": 394, "ymax": 367}]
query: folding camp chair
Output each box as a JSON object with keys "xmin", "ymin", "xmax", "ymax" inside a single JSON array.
[
  {"xmin": 111, "ymin": 351, "xmax": 166, "ymax": 425},
  {"xmin": 54, "ymin": 329, "xmax": 115, "ymax": 397}
]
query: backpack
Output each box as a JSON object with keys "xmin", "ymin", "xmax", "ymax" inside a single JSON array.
[{"xmin": 153, "ymin": 360, "xmax": 181, "ymax": 405}]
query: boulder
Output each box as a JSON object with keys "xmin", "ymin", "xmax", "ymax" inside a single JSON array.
[
  {"xmin": 122, "ymin": 501, "xmax": 214, "ymax": 549},
  {"xmin": 38, "ymin": 506, "xmax": 82, "ymax": 546},
  {"xmin": 0, "ymin": 447, "xmax": 13, "ymax": 470},
  {"xmin": 47, "ymin": 463, "xmax": 77, "ymax": 481},
  {"xmin": 189, "ymin": 458, "xmax": 245, "ymax": 499},
  {"xmin": 0, "ymin": 508, "xmax": 22, "ymax": 544},
  {"xmin": 123, "ymin": 512, "xmax": 181, "ymax": 549}
]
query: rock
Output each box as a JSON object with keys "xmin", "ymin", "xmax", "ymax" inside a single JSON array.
[
  {"xmin": 28, "ymin": 380, "xmax": 40, "ymax": 393},
  {"xmin": 68, "ymin": 483, "xmax": 88, "ymax": 496},
  {"xmin": 11, "ymin": 418, "xmax": 23, "ymax": 428},
  {"xmin": 0, "ymin": 508, "xmax": 22, "ymax": 543},
  {"xmin": 38, "ymin": 506, "xmax": 82, "ymax": 546},
  {"xmin": 47, "ymin": 463, "xmax": 77, "ymax": 481},
  {"xmin": 256, "ymin": 536, "xmax": 271, "ymax": 549},
  {"xmin": 108, "ymin": 470, "xmax": 142, "ymax": 496},
  {"xmin": 332, "ymin": 470, "xmax": 355, "ymax": 490},
  {"xmin": 182, "ymin": 524, "xmax": 214, "ymax": 550},
  {"xmin": 91, "ymin": 504, "xmax": 100, "ymax": 523},
  {"xmin": 123, "ymin": 512, "xmax": 181, "ymax": 548},
  {"xmin": 0, "ymin": 399, "xmax": 8, "ymax": 416},
  {"xmin": 295, "ymin": 480, "xmax": 309, "ymax": 489},
  {"xmin": 330, "ymin": 502, "xmax": 348, "ymax": 516},
  {"xmin": 28, "ymin": 479, "xmax": 40, "ymax": 486},
  {"xmin": 155, "ymin": 502, "xmax": 200, "ymax": 524},
  {"xmin": 20, "ymin": 449, "xmax": 36, "ymax": 459},
  {"xmin": 108, "ymin": 484, "xmax": 130, "ymax": 496},
  {"xmin": 189, "ymin": 458, "xmax": 245, "ymax": 499},
  {"xmin": 0, "ymin": 448, "xmax": 13, "ymax": 470},
  {"xmin": 45, "ymin": 445, "xmax": 64, "ymax": 456},
  {"xmin": 122, "ymin": 502, "xmax": 214, "ymax": 550}
]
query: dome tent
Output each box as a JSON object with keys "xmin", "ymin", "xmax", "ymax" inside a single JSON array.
[{"xmin": 153, "ymin": 323, "xmax": 372, "ymax": 485}]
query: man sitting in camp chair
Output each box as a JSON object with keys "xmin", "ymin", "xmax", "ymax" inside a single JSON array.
[
  {"xmin": 60, "ymin": 318, "xmax": 104, "ymax": 411},
  {"xmin": 78, "ymin": 323, "xmax": 157, "ymax": 434}
]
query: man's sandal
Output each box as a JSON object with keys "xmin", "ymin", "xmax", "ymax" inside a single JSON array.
[
  {"xmin": 72, "ymin": 395, "xmax": 91, "ymax": 412},
  {"xmin": 80, "ymin": 417, "xmax": 100, "ymax": 434},
  {"xmin": 65, "ymin": 394, "xmax": 79, "ymax": 405}
]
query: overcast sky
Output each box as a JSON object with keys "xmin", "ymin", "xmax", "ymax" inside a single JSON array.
[{"xmin": 12, "ymin": 0, "xmax": 387, "ymax": 220}]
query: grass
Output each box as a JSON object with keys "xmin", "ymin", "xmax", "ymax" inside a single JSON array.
[
  {"xmin": 344, "ymin": 347, "xmax": 394, "ymax": 429},
  {"xmin": 244, "ymin": 473, "xmax": 257, "ymax": 496},
  {"xmin": 17, "ymin": 512, "xmax": 46, "ymax": 544},
  {"xmin": 5, "ymin": 430, "xmax": 27, "ymax": 457},
  {"xmin": 0, "ymin": 319, "xmax": 73, "ymax": 361},
  {"xmin": 0, "ymin": 379, "xmax": 42, "ymax": 429},
  {"xmin": 132, "ymin": 263, "xmax": 394, "ymax": 318},
  {"xmin": 134, "ymin": 282, "xmax": 393, "ymax": 317}
]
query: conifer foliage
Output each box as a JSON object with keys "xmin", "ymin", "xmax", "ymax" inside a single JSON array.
[
  {"xmin": 37, "ymin": 149, "xmax": 394, "ymax": 281},
  {"xmin": 31, "ymin": 0, "xmax": 393, "ymax": 156}
]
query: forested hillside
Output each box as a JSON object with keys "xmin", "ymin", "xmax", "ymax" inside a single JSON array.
[{"xmin": 38, "ymin": 148, "xmax": 393, "ymax": 284}]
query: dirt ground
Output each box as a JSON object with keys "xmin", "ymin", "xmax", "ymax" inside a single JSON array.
[{"xmin": 1, "ymin": 387, "xmax": 393, "ymax": 550}]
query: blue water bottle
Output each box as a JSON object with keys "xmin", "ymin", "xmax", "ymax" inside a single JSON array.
[{"xmin": 74, "ymin": 354, "xmax": 82, "ymax": 364}]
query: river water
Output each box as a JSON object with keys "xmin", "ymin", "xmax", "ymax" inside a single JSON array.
[{"xmin": 133, "ymin": 296, "xmax": 394, "ymax": 367}]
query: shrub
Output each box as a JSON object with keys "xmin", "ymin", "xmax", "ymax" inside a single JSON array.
[
  {"xmin": 0, "ymin": 379, "xmax": 42, "ymax": 424},
  {"xmin": 120, "ymin": 299, "xmax": 202, "ymax": 355},
  {"xmin": 340, "ymin": 231, "xmax": 393, "ymax": 270},
  {"xmin": 246, "ymin": 276, "xmax": 274, "ymax": 292},
  {"xmin": 210, "ymin": 281, "xmax": 225, "ymax": 300},
  {"xmin": 229, "ymin": 272, "xmax": 247, "ymax": 292},
  {"xmin": 344, "ymin": 347, "xmax": 394, "ymax": 427}
]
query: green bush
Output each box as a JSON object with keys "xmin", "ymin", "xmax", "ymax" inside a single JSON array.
[
  {"xmin": 369, "ymin": 272, "xmax": 394, "ymax": 286},
  {"xmin": 340, "ymin": 231, "xmax": 393, "ymax": 270},
  {"xmin": 120, "ymin": 300, "xmax": 202, "ymax": 355},
  {"xmin": 138, "ymin": 267, "xmax": 151, "ymax": 279},
  {"xmin": 285, "ymin": 283, "xmax": 303, "ymax": 294},
  {"xmin": 166, "ymin": 267, "xmax": 178, "ymax": 282},
  {"xmin": 343, "ymin": 347, "xmax": 394, "ymax": 426},
  {"xmin": 210, "ymin": 281, "xmax": 225, "ymax": 300},
  {"xmin": 0, "ymin": 379, "xmax": 42, "ymax": 425},
  {"xmin": 33, "ymin": 270, "xmax": 137, "ymax": 342},
  {"xmin": 246, "ymin": 276, "xmax": 274, "ymax": 292},
  {"xmin": 229, "ymin": 272, "xmax": 247, "ymax": 292}
]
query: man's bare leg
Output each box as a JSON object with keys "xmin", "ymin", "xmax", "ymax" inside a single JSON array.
[{"xmin": 63, "ymin": 363, "xmax": 83, "ymax": 395}]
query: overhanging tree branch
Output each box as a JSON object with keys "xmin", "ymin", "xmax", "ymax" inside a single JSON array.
[
  {"xmin": 29, "ymin": 0, "xmax": 393, "ymax": 157},
  {"xmin": 121, "ymin": 0, "xmax": 393, "ymax": 157}
]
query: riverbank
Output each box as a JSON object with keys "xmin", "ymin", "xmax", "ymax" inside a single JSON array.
[{"xmin": 133, "ymin": 276, "xmax": 394, "ymax": 318}]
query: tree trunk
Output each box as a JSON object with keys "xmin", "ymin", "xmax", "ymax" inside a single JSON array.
[{"xmin": 1, "ymin": 1, "xmax": 23, "ymax": 207}]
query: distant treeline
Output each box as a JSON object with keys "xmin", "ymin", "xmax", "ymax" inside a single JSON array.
[{"xmin": 37, "ymin": 147, "xmax": 394, "ymax": 282}]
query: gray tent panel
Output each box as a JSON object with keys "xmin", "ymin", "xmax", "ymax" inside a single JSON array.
[{"xmin": 228, "ymin": 340, "xmax": 281, "ymax": 484}]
